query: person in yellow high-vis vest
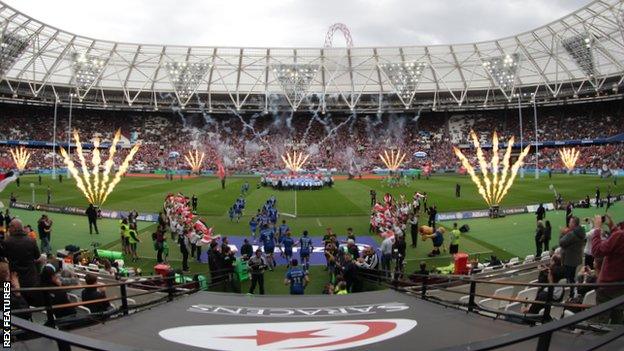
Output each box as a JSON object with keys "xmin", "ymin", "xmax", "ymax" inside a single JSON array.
[{"xmin": 128, "ymin": 223, "xmax": 141, "ymax": 262}]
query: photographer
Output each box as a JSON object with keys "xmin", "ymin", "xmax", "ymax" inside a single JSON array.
[{"xmin": 248, "ymin": 249, "xmax": 267, "ymax": 295}]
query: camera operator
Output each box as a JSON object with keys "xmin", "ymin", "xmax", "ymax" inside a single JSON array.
[{"xmin": 248, "ymin": 249, "xmax": 267, "ymax": 295}]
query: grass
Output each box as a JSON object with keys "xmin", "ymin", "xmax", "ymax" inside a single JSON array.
[{"xmin": 2, "ymin": 173, "xmax": 621, "ymax": 294}]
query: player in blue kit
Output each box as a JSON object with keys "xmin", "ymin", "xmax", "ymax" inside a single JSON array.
[
  {"xmin": 259, "ymin": 224, "xmax": 276, "ymax": 270},
  {"xmin": 249, "ymin": 214, "xmax": 258, "ymax": 242},
  {"xmin": 280, "ymin": 231, "xmax": 295, "ymax": 265},
  {"xmin": 299, "ymin": 230, "xmax": 313, "ymax": 271},
  {"xmin": 278, "ymin": 220, "xmax": 290, "ymax": 243},
  {"xmin": 284, "ymin": 259, "xmax": 309, "ymax": 295}
]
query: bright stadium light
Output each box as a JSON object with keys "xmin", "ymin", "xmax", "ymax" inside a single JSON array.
[
  {"xmin": 379, "ymin": 61, "xmax": 426, "ymax": 108},
  {"xmin": 71, "ymin": 52, "xmax": 106, "ymax": 99},
  {"xmin": 482, "ymin": 53, "xmax": 520, "ymax": 99},
  {"xmin": 272, "ymin": 64, "xmax": 319, "ymax": 110},
  {"xmin": 0, "ymin": 30, "xmax": 31, "ymax": 78},
  {"xmin": 165, "ymin": 61, "xmax": 211, "ymax": 107},
  {"xmin": 562, "ymin": 33, "xmax": 597, "ymax": 81}
]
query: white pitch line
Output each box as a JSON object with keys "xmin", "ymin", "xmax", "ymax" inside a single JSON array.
[
  {"xmin": 316, "ymin": 218, "xmax": 322, "ymax": 227},
  {"xmin": 294, "ymin": 190, "xmax": 298, "ymax": 217}
]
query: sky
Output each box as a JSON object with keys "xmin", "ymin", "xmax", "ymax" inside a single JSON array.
[{"xmin": 4, "ymin": 0, "xmax": 591, "ymax": 47}]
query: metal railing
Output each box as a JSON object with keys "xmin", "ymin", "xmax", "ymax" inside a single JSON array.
[{"xmin": 358, "ymin": 266, "xmax": 624, "ymax": 350}]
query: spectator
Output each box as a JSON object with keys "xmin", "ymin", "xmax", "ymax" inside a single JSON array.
[
  {"xmin": 322, "ymin": 283, "xmax": 335, "ymax": 295},
  {"xmin": 346, "ymin": 239, "xmax": 359, "ymax": 260},
  {"xmin": 240, "ymin": 238, "xmax": 253, "ymax": 261},
  {"xmin": 379, "ymin": 235, "xmax": 394, "ymax": 277},
  {"xmin": 536, "ymin": 203, "xmax": 546, "ymax": 222},
  {"xmin": 488, "ymin": 255, "xmax": 502, "ymax": 267},
  {"xmin": 357, "ymin": 246, "xmax": 379, "ymax": 270},
  {"xmin": 584, "ymin": 220, "xmax": 595, "ymax": 269},
  {"xmin": 4, "ymin": 210, "xmax": 11, "ymax": 229},
  {"xmin": 102, "ymin": 259, "xmax": 117, "ymax": 276},
  {"xmin": 0, "ymin": 262, "xmax": 31, "ymax": 319},
  {"xmin": 37, "ymin": 214, "xmax": 53, "ymax": 255},
  {"xmin": 59, "ymin": 265, "xmax": 80, "ymax": 286},
  {"xmin": 221, "ymin": 245, "xmax": 237, "ymax": 292},
  {"xmin": 24, "ymin": 225, "xmax": 37, "ymax": 241},
  {"xmin": 521, "ymin": 268, "xmax": 562, "ymax": 317},
  {"xmin": 4, "ymin": 219, "xmax": 43, "ymax": 303},
  {"xmin": 559, "ymin": 216, "xmax": 586, "ymax": 296},
  {"xmin": 341, "ymin": 254, "xmax": 360, "ymax": 293},
  {"xmin": 543, "ymin": 220, "xmax": 552, "ymax": 253},
  {"xmin": 153, "ymin": 226, "xmax": 166, "ymax": 264},
  {"xmin": 38, "ymin": 264, "xmax": 76, "ymax": 319},
  {"xmin": 335, "ymin": 281, "xmax": 348, "ymax": 295},
  {"xmin": 591, "ymin": 214, "xmax": 624, "ymax": 324},
  {"xmin": 392, "ymin": 235, "xmax": 406, "ymax": 276},
  {"xmin": 535, "ymin": 221, "xmax": 545, "ymax": 257},
  {"xmin": 417, "ymin": 261, "xmax": 429, "ymax": 275},
  {"xmin": 81, "ymin": 273, "xmax": 111, "ymax": 313}
]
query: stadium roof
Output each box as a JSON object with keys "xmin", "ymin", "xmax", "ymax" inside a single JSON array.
[{"xmin": 1, "ymin": 0, "xmax": 624, "ymax": 112}]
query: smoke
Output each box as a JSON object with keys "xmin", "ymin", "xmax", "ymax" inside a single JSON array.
[
  {"xmin": 307, "ymin": 143, "xmax": 320, "ymax": 156},
  {"xmin": 244, "ymin": 140, "xmax": 264, "ymax": 156},
  {"xmin": 319, "ymin": 110, "xmax": 356, "ymax": 146},
  {"xmin": 217, "ymin": 143, "xmax": 237, "ymax": 167}
]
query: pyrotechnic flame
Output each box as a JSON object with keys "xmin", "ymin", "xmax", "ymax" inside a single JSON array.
[
  {"xmin": 10, "ymin": 146, "xmax": 31, "ymax": 171},
  {"xmin": 59, "ymin": 129, "xmax": 141, "ymax": 206},
  {"xmin": 379, "ymin": 148, "xmax": 406, "ymax": 172},
  {"xmin": 558, "ymin": 147, "xmax": 580, "ymax": 173},
  {"xmin": 453, "ymin": 131, "xmax": 531, "ymax": 206},
  {"xmin": 184, "ymin": 150, "xmax": 205, "ymax": 173},
  {"xmin": 281, "ymin": 150, "xmax": 310, "ymax": 172}
]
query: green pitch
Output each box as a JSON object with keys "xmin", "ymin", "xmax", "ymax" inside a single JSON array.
[{"xmin": 1, "ymin": 173, "xmax": 620, "ymax": 294}]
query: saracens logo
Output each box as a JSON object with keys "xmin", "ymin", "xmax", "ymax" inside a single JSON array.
[{"xmin": 159, "ymin": 319, "xmax": 417, "ymax": 351}]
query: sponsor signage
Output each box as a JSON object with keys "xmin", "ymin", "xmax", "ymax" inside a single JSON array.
[
  {"xmin": 12, "ymin": 202, "xmax": 158, "ymax": 222},
  {"xmin": 9, "ymin": 202, "xmax": 34, "ymax": 210},
  {"xmin": 188, "ymin": 303, "xmax": 409, "ymax": 318},
  {"xmin": 159, "ymin": 319, "xmax": 417, "ymax": 351}
]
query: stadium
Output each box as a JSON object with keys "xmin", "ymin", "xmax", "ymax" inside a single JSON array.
[{"xmin": 1, "ymin": 0, "xmax": 624, "ymax": 350}]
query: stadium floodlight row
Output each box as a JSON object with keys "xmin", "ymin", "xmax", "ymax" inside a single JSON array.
[{"xmin": 1, "ymin": 0, "xmax": 624, "ymax": 112}]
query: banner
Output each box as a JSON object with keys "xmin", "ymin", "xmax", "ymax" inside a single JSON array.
[
  {"xmin": 12, "ymin": 202, "xmax": 158, "ymax": 222},
  {"xmin": 437, "ymin": 198, "xmax": 619, "ymax": 222}
]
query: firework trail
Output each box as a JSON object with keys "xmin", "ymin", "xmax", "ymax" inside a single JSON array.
[{"xmin": 318, "ymin": 111, "xmax": 357, "ymax": 146}]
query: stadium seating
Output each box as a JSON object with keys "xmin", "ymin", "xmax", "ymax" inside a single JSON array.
[
  {"xmin": 0, "ymin": 101, "xmax": 622, "ymax": 173},
  {"xmin": 504, "ymin": 287, "xmax": 539, "ymax": 313}
]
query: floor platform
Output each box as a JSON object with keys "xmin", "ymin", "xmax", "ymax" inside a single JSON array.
[{"xmin": 13, "ymin": 290, "xmax": 623, "ymax": 351}]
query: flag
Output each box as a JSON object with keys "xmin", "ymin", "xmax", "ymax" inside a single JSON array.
[
  {"xmin": 216, "ymin": 159, "xmax": 226, "ymax": 180},
  {"xmin": 0, "ymin": 171, "xmax": 17, "ymax": 193}
]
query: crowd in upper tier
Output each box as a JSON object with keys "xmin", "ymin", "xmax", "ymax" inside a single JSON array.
[{"xmin": 0, "ymin": 100, "xmax": 623, "ymax": 173}]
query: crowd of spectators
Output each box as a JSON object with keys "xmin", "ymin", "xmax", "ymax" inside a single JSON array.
[
  {"xmin": 0, "ymin": 101, "xmax": 623, "ymax": 174},
  {"xmin": 0, "ymin": 215, "xmax": 117, "ymax": 321}
]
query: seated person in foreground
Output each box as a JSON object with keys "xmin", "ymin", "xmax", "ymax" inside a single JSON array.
[
  {"xmin": 521, "ymin": 267, "xmax": 563, "ymax": 317},
  {"xmin": 81, "ymin": 273, "xmax": 112, "ymax": 313}
]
